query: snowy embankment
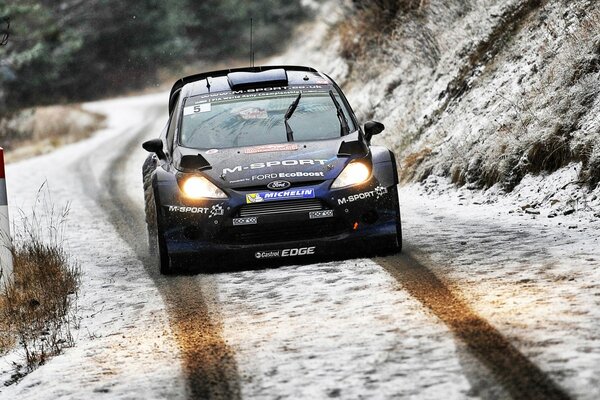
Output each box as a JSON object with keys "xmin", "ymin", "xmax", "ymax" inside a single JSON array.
[{"xmin": 280, "ymin": 0, "xmax": 600, "ymax": 211}]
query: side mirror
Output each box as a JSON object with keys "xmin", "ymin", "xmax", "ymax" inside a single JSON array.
[
  {"xmin": 364, "ymin": 121, "xmax": 385, "ymax": 143},
  {"xmin": 142, "ymin": 138, "xmax": 166, "ymax": 159}
]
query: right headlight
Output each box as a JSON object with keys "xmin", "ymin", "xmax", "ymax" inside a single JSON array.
[
  {"xmin": 181, "ymin": 176, "xmax": 227, "ymax": 199},
  {"xmin": 331, "ymin": 162, "xmax": 371, "ymax": 189}
]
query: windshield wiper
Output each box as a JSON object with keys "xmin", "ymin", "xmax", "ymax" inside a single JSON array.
[
  {"xmin": 284, "ymin": 92, "xmax": 301, "ymax": 142},
  {"xmin": 329, "ymin": 90, "xmax": 350, "ymax": 136}
]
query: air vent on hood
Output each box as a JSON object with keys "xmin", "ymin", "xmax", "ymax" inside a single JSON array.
[
  {"xmin": 337, "ymin": 140, "xmax": 368, "ymax": 157},
  {"xmin": 180, "ymin": 154, "xmax": 211, "ymax": 171}
]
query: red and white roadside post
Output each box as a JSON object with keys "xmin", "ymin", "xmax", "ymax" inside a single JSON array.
[{"xmin": 0, "ymin": 147, "xmax": 12, "ymax": 287}]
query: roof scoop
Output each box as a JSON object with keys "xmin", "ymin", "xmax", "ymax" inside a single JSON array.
[{"xmin": 227, "ymin": 69, "xmax": 288, "ymax": 90}]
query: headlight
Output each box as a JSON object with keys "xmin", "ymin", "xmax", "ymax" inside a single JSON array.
[
  {"xmin": 181, "ymin": 176, "xmax": 227, "ymax": 199},
  {"xmin": 331, "ymin": 162, "xmax": 371, "ymax": 189}
]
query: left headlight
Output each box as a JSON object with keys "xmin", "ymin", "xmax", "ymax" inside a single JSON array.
[
  {"xmin": 181, "ymin": 176, "xmax": 227, "ymax": 199},
  {"xmin": 331, "ymin": 162, "xmax": 371, "ymax": 189}
]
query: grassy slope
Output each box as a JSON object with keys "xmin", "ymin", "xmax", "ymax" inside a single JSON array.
[{"xmin": 335, "ymin": 0, "xmax": 599, "ymax": 191}]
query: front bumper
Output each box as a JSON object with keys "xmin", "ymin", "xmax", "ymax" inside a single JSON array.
[{"xmin": 156, "ymin": 177, "xmax": 399, "ymax": 268}]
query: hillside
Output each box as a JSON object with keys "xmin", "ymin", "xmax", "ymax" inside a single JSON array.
[{"xmin": 278, "ymin": 0, "xmax": 599, "ymax": 216}]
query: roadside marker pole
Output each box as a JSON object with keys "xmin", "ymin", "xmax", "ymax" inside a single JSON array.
[{"xmin": 0, "ymin": 147, "xmax": 12, "ymax": 287}]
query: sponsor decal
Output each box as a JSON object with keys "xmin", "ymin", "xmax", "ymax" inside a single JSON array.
[
  {"xmin": 233, "ymin": 217, "xmax": 258, "ymax": 226},
  {"xmin": 246, "ymin": 189, "xmax": 315, "ymax": 204},
  {"xmin": 223, "ymin": 159, "xmax": 328, "ymax": 175},
  {"xmin": 337, "ymin": 185, "xmax": 388, "ymax": 205},
  {"xmin": 246, "ymin": 193, "xmax": 264, "ymax": 203},
  {"xmin": 189, "ymin": 85, "xmax": 331, "ymax": 102},
  {"xmin": 251, "ymin": 171, "xmax": 324, "ymax": 181},
  {"xmin": 238, "ymin": 107, "xmax": 268, "ymax": 120},
  {"xmin": 167, "ymin": 203, "xmax": 225, "ymax": 217},
  {"xmin": 168, "ymin": 205, "xmax": 209, "ymax": 214},
  {"xmin": 309, "ymin": 210, "xmax": 334, "ymax": 219},
  {"xmin": 244, "ymin": 143, "xmax": 299, "ymax": 154},
  {"xmin": 374, "ymin": 186, "xmax": 388, "ymax": 198},
  {"xmin": 229, "ymin": 177, "xmax": 251, "ymax": 184},
  {"xmin": 209, "ymin": 204, "xmax": 224, "ymax": 218},
  {"xmin": 267, "ymin": 180, "xmax": 291, "ymax": 191},
  {"xmin": 255, "ymin": 246, "xmax": 316, "ymax": 259}
]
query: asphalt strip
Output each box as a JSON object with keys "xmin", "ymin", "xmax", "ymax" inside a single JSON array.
[
  {"xmin": 375, "ymin": 250, "xmax": 571, "ymax": 400},
  {"xmin": 77, "ymin": 107, "xmax": 241, "ymax": 400}
]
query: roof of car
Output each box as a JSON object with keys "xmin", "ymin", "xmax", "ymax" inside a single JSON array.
[{"xmin": 168, "ymin": 65, "xmax": 331, "ymax": 114}]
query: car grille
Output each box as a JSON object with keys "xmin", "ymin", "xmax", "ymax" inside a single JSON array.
[
  {"xmin": 238, "ymin": 199, "xmax": 326, "ymax": 217},
  {"xmin": 221, "ymin": 219, "xmax": 345, "ymax": 244}
]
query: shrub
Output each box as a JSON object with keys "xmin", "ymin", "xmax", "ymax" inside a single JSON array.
[{"xmin": 0, "ymin": 185, "xmax": 80, "ymax": 383}]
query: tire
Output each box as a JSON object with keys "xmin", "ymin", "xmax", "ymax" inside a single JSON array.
[
  {"xmin": 142, "ymin": 155, "xmax": 175, "ymax": 274},
  {"xmin": 156, "ymin": 223, "xmax": 173, "ymax": 275},
  {"xmin": 395, "ymin": 210, "xmax": 403, "ymax": 253},
  {"xmin": 151, "ymin": 193, "xmax": 174, "ymax": 275},
  {"xmin": 142, "ymin": 155, "xmax": 157, "ymax": 255},
  {"xmin": 386, "ymin": 185, "xmax": 403, "ymax": 254}
]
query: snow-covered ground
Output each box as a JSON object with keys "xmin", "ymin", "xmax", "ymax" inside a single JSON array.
[{"xmin": 400, "ymin": 179, "xmax": 600, "ymax": 399}]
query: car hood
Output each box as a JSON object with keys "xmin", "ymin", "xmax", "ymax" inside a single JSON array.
[{"xmin": 173, "ymin": 133, "xmax": 369, "ymax": 189}]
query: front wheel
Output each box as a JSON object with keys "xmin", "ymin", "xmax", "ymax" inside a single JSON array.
[
  {"xmin": 382, "ymin": 185, "xmax": 402, "ymax": 255},
  {"xmin": 150, "ymin": 188, "xmax": 175, "ymax": 275},
  {"xmin": 394, "ymin": 185, "xmax": 403, "ymax": 252},
  {"xmin": 155, "ymin": 227, "xmax": 172, "ymax": 275}
]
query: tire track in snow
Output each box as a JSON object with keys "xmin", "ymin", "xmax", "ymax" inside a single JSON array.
[
  {"xmin": 76, "ymin": 107, "xmax": 241, "ymax": 400},
  {"xmin": 375, "ymin": 250, "xmax": 571, "ymax": 400}
]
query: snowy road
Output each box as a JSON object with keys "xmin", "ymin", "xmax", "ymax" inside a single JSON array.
[{"xmin": 1, "ymin": 92, "xmax": 597, "ymax": 399}]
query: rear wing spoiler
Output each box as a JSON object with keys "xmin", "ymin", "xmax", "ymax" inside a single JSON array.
[{"xmin": 168, "ymin": 65, "xmax": 318, "ymax": 114}]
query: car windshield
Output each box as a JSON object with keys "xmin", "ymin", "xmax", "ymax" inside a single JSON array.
[{"xmin": 179, "ymin": 89, "xmax": 355, "ymax": 149}]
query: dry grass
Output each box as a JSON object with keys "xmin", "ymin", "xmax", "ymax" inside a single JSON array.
[
  {"xmin": 0, "ymin": 105, "xmax": 105, "ymax": 163},
  {"xmin": 339, "ymin": 0, "xmax": 424, "ymax": 61},
  {"xmin": 0, "ymin": 185, "xmax": 80, "ymax": 384},
  {"xmin": 400, "ymin": 146, "xmax": 432, "ymax": 182}
]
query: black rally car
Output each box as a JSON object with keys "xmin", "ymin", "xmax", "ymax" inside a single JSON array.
[{"xmin": 142, "ymin": 65, "xmax": 401, "ymax": 273}]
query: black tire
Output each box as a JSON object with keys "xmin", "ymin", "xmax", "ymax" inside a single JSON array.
[
  {"xmin": 142, "ymin": 155, "xmax": 175, "ymax": 274},
  {"xmin": 395, "ymin": 210, "xmax": 403, "ymax": 253},
  {"xmin": 385, "ymin": 185, "xmax": 403, "ymax": 254},
  {"xmin": 393, "ymin": 185, "xmax": 403, "ymax": 253},
  {"xmin": 142, "ymin": 155, "xmax": 157, "ymax": 255},
  {"xmin": 151, "ymin": 191, "xmax": 174, "ymax": 275},
  {"xmin": 156, "ymin": 223, "xmax": 173, "ymax": 275}
]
